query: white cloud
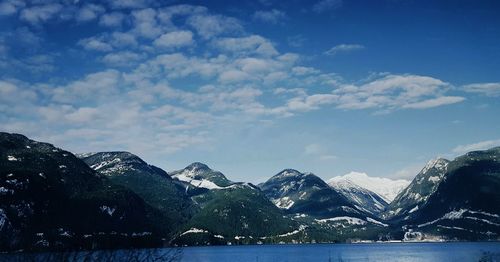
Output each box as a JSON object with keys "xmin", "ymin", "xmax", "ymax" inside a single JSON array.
[
  {"xmin": 110, "ymin": 32, "xmax": 138, "ymax": 47},
  {"xmin": 51, "ymin": 70, "xmax": 121, "ymax": 103},
  {"xmin": 274, "ymin": 87, "xmax": 306, "ymax": 96},
  {"xmin": 325, "ymin": 44, "xmax": 364, "ymax": 56},
  {"xmin": 107, "ymin": 0, "xmax": 152, "ymax": 9},
  {"xmin": 286, "ymin": 94, "xmax": 338, "ymax": 112},
  {"xmin": 292, "ymin": 66, "xmax": 320, "ymax": 76},
  {"xmin": 0, "ymin": 0, "xmax": 25, "ymax": 16},
  {"xmin": 463, "ymin": 82, "xmax": 500, "ymax": 97},
  {"xmin": 402, "ymin": 96, "xmax": 465, "ymax": 109},
  {"xmin": 19, "ymin": 3, "xmax": 63, "ymax": 24},
  {"xmin": 102, "ymin": 51, "xmax": 143, "ymax": 66},
  {"xmin": 153, "ymin": 30, "xmax": 194, "ymax": 49},
  {"xmin": 218, "ymin": 70, "xmax": 253, "ymax": 83},
  {"xmin": 253, "ymin": 9, "xmax": 286, "ymax": 24},
  {"xmin": 65, "ymin": 107, "xmax": 100, "ymax": 123},
  {"xmin": 0, "ymin": 80, "xmax": 37, "ymax": 103},
  {"xmin": 254, "ymin": 73, "xmax": 465, "ymax": 116},
  {"xmin": 131, "ymin": 8, "xmax": 162, "ymax": 39},
  {"xmin": 312, "ymin": 0, "xmax": 342, "ymax": 13},
  {"xmin": 333, "ymin": 74, "xmax": 464, "ymax": 111},
  {"xmin": 78, "ymin": 37, "xmax": 113, "ymax": 52},
  {"xmin": 304, "ymin": 143, "xmax": 337, "ymax": 161},
  {"xmin": 76, "ymin": 4, "xmax": 105, "ymax": 22},
  {"xmin": 187, "ymin": 14, "xmax": 242, "ymax": 39},
  {"xmin": 156, "ymin": 4, "xmax": 207, "ymax": 25},
  {"xmin": 99, "ymin": 12, "xmax": 126, "ymax": 27},
  {"xmin": 452, "ymin": 139, "xmax": 500, "ymax": 154},
  {"xmin": 0, "ymin": 80, "xmax": 38, "ymax": 117},
  {"xmin": 213, "ymin": 35, "xmax": 278, "ymax": 57}
]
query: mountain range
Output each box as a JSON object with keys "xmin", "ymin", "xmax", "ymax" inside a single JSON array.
[{"xmin": 1, "ymin": 132, "xmax": 499, "ymax": 251}]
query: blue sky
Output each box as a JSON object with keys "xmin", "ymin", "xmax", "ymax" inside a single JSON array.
[{"xmin": 1, "ymin": 0, "xmax": 500, "ymax": 183}]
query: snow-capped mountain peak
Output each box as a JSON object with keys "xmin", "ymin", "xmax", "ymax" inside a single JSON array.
[
  {"xmin": 328, "ymin": 179, "xmax": 389, "ymax": 215},
  {"xmin": 170, "ymin": 162, "xmax": 233, "ymax": 189},
  {"xmin": 273, "ymin": 169, "xmax": 304, "ymax": 179},
  {"xmin": 327, "ymin": 172, "xmax": 410, "ymax": 203},
  {"xmin": 421, "ymin": 158, "xmax": 449, "ymax": 174},
  {"xmin": 185, "ymin": 162, "xmax": 211, "ymax": 172}
]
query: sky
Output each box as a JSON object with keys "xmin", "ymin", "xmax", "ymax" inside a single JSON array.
[{"xmin": 1, "ymin": 0, "xmax": 500, "ymax": 183}]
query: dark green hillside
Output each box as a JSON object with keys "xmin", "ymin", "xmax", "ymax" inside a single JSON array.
[
  {"xmin": 392, "ymin": 148, "xmax": 500, "ymax": 240},
  {"xmin": 259, "ymin": 169, "xmax": 367, "ymax": 219},
  {"xmin": 173, "ymin": 185, "xmax": 296, "ymax": 245},
  {"xmin": 79, "ymin": 152, "xmax": 196, "ymax": 233},
  {"xmin": 0, "ymin": 133, "xmax": 165, "ymax": 251}
]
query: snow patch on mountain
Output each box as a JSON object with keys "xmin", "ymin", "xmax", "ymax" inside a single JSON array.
[
  {"xmin": 422, "ymin": 158, "xmax": 448, "ymax": 174},
  {"xmin": 272, "ymin": 197, "xmax": 295, "ymax": 209},
  {"xmin": 328, "ymin": 172, "xmax": 409, "ymax": 203},
  {"xmin": 328, "ymin": 179, "xmax": 388, "ymax": 214},
  {"xmin": 366, "ymin": 217, "xmax": 388, "ymax": 227},
  {"xmin": 7, "ymin": 156, "xmax": 19, "ymax": 161},
  {"xmin": 180, "ymin": 228, "xmax": 208, "ymax": 236},
  {"xmin": 316, "ymin": 216, "xmax": 367, "ymax": 225},
  {"xmin": 418, "ymin": 209, "xmax": 500, "ymax": 228},
  {"xmin": 173, "ymin": 171, "xmax": 223, "ymax": 190}
]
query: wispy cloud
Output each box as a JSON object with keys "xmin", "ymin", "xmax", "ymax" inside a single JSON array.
[
  {"xmin": 253, "ymin": 9, "xmax": 286, "ymax": 24},
  {"xmin": 19, "ymin": 3, "xmax": 62, "ymax": 25},
  {"xmin": 304, "ymin": 143, "xmax": 337, "ymax": 161},
  {"xmin": 78, "ymin": 37, "xmax": 113, "ymax": 52},
  {"xmin": 153, "ymin": 30, "xmax": 194, "ymax": 49},
  {"xmin": 102, "ymin": 51, "xmax": 144, "ymax": 66},
  {"xmin": 324, "ymin": 44, "xmax": 364, "ymax": 56},
  {"xmin": 187, "ymin": 13, "xmax": 242, "ymax": 39},
  {"xmin": 76, "ymin": 4, "xmax": 105, "ymax": 22},
  {"xmin": 287, "ymin": 35, "xmax": 306, "ymax": 48},
  {"xmin": 452, "ymin": 139, "xmax": 500, "ymax": 154},
  {"xmin": 99, "ymin": 11, "xmax": 125, "ymax": 27},
  {"xmin": 312, "ymin": 0, "xmax": 343, "ymax": 13},
  {"xmin": 0, "ymin": 0, "xmax": 25, "ymax": 16},
  {"xmin": 333, "ymin": 74, "xmax": 464, "ymax": 111},
  {"xmin": 213, "ymin": 35, "xmax": 279, "ymax": 57},
  {"xmin": 463, "ymin": 82, "xmax": 500, "ymax": 97},
  {"xmin": 402, "ymin": 96, "xmax": 465, "ymax": 109}
]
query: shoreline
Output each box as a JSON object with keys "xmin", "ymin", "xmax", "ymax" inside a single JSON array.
[
  {"xmin": 175, "ymin": 240, "xmax": 500, "ymax": 250},
  {"xmin": 1, "ymin": 241, "xmax": 500, "ymax": 256}
]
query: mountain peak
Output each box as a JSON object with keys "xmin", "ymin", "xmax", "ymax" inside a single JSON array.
[
  {"xmin": 328, "ymin": 178, "xmax": 389, "ymax": 215},
  {"xmin": 328, "ymin": 172, "xmax": 410, "ymax": 203},
  {"xmin": 274, "ymin": 169, "xmax": 304, "ymax": 178},
  {"xmin": 78, "ymin": 151, "xmax": 159, "ymax": 177},
  {"xmin": 185, "ymin": 162, "xmax": 211, "ymax": 171},
  {"xmin": 421, "ymin": 158, "xmax": 449, "ymax": 174},
  {"xmin": 171, "ymin": 162, "xmax": 232, "ymax": 189}
]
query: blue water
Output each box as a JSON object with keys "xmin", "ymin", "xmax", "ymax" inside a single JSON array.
[
  {"xmin": 180, "ymin": 242, "xmax": 500, "ymax": 262},
  {"xmin": 2, "ymin": 242, "xmax": 500, "ymax": 261}
]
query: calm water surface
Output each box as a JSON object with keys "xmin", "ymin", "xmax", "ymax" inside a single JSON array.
[
  {"xmin": 2, "ymin": 242, "xmax": 500, "ymax": 261},
  {"xmin": 180, "ymin": 242, "xmax": 499, "ymax": 262}
]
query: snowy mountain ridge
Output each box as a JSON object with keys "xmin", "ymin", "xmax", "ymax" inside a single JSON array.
[
  {"xmin": 328, "ymin": 179, "xmax": 389, "ymax": 215},
  {"xmin": 327, "ymin": 172, "xmax": 410, "ymax": 203}
]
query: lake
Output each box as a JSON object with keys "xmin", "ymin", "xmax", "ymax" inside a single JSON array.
[{"xmin": 2, "ymin": 242, "xmax": 500, "ymax": 261}]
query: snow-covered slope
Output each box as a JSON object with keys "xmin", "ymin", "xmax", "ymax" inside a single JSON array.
[
  {"xmin": 328, "ymin": 172, "xmax": 410, "ymax": 203},
  {"xmin": 328, "ymin": 179, "xmax": 388, "ymax": 215},
  {"xmin": 259, "ymin": 169, "xmax": 369, "ymax": 219},
  {"xmin": 170, "ymin": 162, "xmax": 233, "ymax": 190},
  {"xmin": 384, "ymin": 158, "xmax": 449, "ymax": 220}
]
